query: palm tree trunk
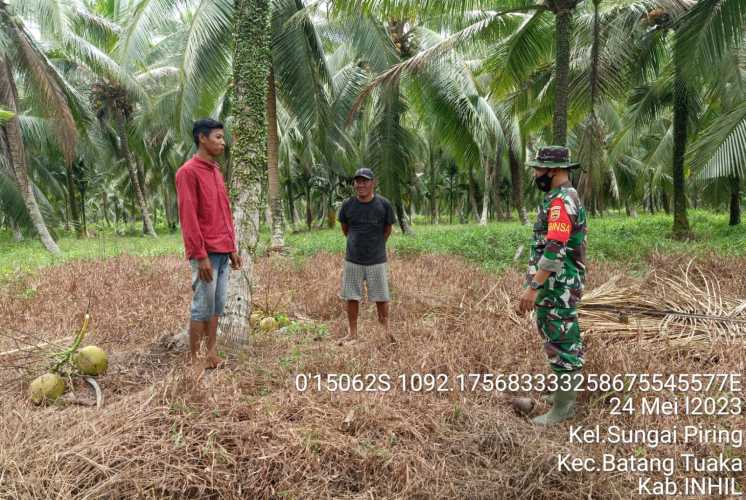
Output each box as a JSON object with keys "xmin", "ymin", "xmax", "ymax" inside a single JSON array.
[
  {"xmin": 449, "ymin": 176, "xmax": 455, "ymax": 224},
  {"xmin": 552, "ymin": 6, "xmax": 572, "ymax": 146},
  {"xmin": 730, "ymin": 174, "xmax": 741, "ymax": 226},
  {"xmin": 266, "ymin": 66, "xmax": 285, "ymax": 250},
  {"xmin": 219, "ymin": 0, "xmax": 271, "ymax": 343},
  {"xmin": 160, "ymin": 186, "xmax": 170, "ymax": 229},
  {"xmin": 492, "ymin": 150, "xmax": 505, "ymax": 219},
  {"xmin": 286, "ymin": 175, "xmax": 295, "ymax": 226},
  {"xmin": 0, "ymin": 58, "xmax": 60, "ymax": 254},
  {"xmin": 136, "ymin": 159, "xmax": 149, "ymax": 211},
  {"xmin": 480, "ymin": 158, "xmax": 493, "ymax": 225},
  {"xmin": 62, "ymin": 191, "xmax": 70, "ymax": 231},
  {"xmin": 671, "ymin": 46, "xmax": 691, "ymax": 239},
  {"xmin": 429, "ymin": 145, "xmax": 437, "ymax": 224},
  {"xmin": 113, "ymin": 109, "xmax": 156, "ymax": 237},
  {"xmin": 508, "ymin": 143, "xmax": 528, "ymax": 224},
  {"xmin": 102, "ymin": 192, "xmax": 111, "ymax": 227},
  {"xmin": 65, "ymin": 167, "xmax": 83, "ymax": 237},
  {"xmin": 224, "ymin": 144, "xmax": 233, "ymax": 187},
  {"xmin": 395, "ymin": 201, "xmax": 413, "ymax": 234},
  {"xmin": 468, "ymin": 167, "xmax": 479, "ymax": 222},
  {"xmin": 327, "ymin": 194, "xmax": 336, "ymax": 228},
  {"xmin": 317, "ymin": 200, "xmax": 327, "ymax": 229},
  {"xmin": 80, "ymin": 186, "xmax": 87, "ymax": 236}
]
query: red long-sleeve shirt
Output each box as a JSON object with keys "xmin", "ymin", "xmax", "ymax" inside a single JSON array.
[{"xmin": 175, "ymin": 155, "xmax": 236, "ymax": 260}]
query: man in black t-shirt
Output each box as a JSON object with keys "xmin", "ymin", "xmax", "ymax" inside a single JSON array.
[{"xmin": 338, "ymin": 167, "xmax": 395, "ymax": 344}]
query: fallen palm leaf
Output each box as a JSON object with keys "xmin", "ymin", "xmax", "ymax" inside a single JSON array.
[{"xmin": 579, "ymin": 262, "xmax": 746, "ymax": 350}]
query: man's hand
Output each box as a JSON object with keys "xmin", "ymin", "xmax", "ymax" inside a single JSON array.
[
  {"xmin": 229, "ymin": 252, "xmax": 242, "ymax": 270},
  {"xmin": 198, "ymin": 257, "xmax": 213, "ymax": 282},
  {"xmin": 517, "ymin": 288, "xmax": 538, "ymax": 316}
]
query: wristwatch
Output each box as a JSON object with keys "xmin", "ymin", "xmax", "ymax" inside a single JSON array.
[{"xmin": 529, "ymin": 280, "xmax": 542, "ymax": 290}]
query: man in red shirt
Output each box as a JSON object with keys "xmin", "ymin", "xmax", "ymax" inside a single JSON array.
[{"xmin": 175, "ymin": 119, "xmax": 242, "ymax": 370}]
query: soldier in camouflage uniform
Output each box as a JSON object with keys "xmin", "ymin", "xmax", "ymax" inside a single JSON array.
[{"xmin": 516, "ymin": 145, "xmax": 587, "ymax": 425}]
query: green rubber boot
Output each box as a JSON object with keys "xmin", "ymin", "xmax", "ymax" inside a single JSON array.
[{"xmin": 532, "ymin": 373, "xmax": 579, "ymax": 426}]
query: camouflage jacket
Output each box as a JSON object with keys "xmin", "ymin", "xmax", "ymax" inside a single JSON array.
[{"xmin": 526, "ymin": 181, "xmax": 587, "ymax": 293}]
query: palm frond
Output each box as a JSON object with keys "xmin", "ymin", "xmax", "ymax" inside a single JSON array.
[
  {"xmin": 4, "ymin": 11, "xmax": 81, "ymax": 164},
  {"xmin": 405, "ymin": 37, "xmax": 503, "ymax": 167},
  {"xmin": 626, "ymin": 74, "xmax": 673, "ymax": 131},
  {"xmin": 63, "ymin": 31, "xmax": 147, "ymax": 102},
  {"xmin": 116, "ymin": 0, "xmax": 178, "ymax": 67},
  {"xmin": 353, "ymin": 4, "xmax": 545, "ymax": 102},
  {"xmin": 365, "ymin": 81, "xmax": 413, "ymax": 205},
  {"xmin": 691, "ymin": 100, "xmax": 746, "ymax": 181},
  {"xmin": 323, "ymin": 14, "xmax": 399, "ymax": 73},
  {"xmin": 331, "ymin": 0, "xmax": 537, "ymax": 20},
  {"xmin": 332, "ymin": 63, "xmax": 369, "ymax": 127},
  {"xmin": 0, "ymin": 167, "xmax": 32, "ymax": 229},
  {"xmin": 676, "ymin": 0, "xmax": 746, "ymax": 79},
  {"xmin": 481, "ymin": 10, "xmax": 552, "ymax": 94},
  {"xmin": 172, "ymin": 0, "xmax": 233, "ymax": 141},
  {"xmin": 272, "ymin": 0, "xmax": 331, "ymax": 134}
]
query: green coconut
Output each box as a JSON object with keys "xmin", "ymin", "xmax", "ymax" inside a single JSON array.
[
  {"xmin": 73, "ymin": 345, "xmax": 108, "ymax": 376},
  {"xmin": 275, "ymin": 314, "xmax": 290, "ymax": 328},
  {"xmin": 29, "ymin": 373, "xmax": 65, "ymax": 404},
  {"xmin": 260, "ymin": 317, "xmax": 278, "ymax": 332}
]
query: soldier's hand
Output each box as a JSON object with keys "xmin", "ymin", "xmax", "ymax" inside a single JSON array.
[{"xmin": 517, "ymin": 288, "xmax": 537, "ymax": 316}]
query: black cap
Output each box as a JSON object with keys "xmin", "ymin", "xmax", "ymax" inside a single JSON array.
[{"xmin": 353, "ymin": 168, "xmax": 374, "ymax": 180}]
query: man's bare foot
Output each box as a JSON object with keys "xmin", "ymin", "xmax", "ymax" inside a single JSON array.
[{"xmin": 205, "ymin": 353, "xmax": 225, "ymax": 369}]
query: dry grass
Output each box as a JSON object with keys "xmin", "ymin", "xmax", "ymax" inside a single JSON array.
[{"xmin": 0, "ymin": 252, "xmax": 744, "ymax": 499}]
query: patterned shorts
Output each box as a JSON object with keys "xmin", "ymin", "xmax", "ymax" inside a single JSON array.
[{"xmin": 340, "ymin": 261, "xmax": 390, "ymax": 302}]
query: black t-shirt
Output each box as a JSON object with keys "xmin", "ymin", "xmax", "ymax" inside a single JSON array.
[{"xmin": 338, "ymin": 195, "xmax": 395, "ymax": 265}]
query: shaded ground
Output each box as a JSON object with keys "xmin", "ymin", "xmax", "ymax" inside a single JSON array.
[{"xmin": 0, "ymin": 252, "xmax": 744, "ymax": 498}]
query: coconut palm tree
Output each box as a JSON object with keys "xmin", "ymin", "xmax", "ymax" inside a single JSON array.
[
  {"xmin": 681, "ymin": 0, "xmax": 746, "ymax": 225},
  {"xmin": 608, "ymin": 0, "xmax": 745, "ymax": 236},
  {"xmin": 0, "ymin": 1, "xmax": 89, "ymax": 253},
  {"xmin": 218, "ymin": 0, "xmax": 271, "ymax": 337}
]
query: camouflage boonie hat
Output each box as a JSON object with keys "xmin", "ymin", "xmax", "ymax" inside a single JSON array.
[{"xmin": 527, "ymin": 146, "xmax": 580, "ymax": 169}]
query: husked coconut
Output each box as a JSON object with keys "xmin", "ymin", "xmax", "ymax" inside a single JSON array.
[
  {"xmin": 511, "ymin": 397, "xmax": 535, "ymax": 415},
  {"xmin": 260, "ymin": 317, "xmax": 278, "ymax": 332},
  {"xmin": 73, "ymin": 345, "xmax": 108, "ymax": 375},
  {"xmin": 29, "ymin": 373, "xmax": 65, "ymax": 404},
  {"xmin": 249, "ymin": 312, "xmax": 263, "ymax": 327}
]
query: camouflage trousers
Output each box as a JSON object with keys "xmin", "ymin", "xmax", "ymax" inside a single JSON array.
[{"xmin": 535, "ymin": 286, "xmax": 584, "ymax": 374}]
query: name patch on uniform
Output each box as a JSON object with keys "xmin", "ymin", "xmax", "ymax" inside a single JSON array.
[{"xmin": 546, "ymin": 199, "xmax": 571, "ymax": 243}]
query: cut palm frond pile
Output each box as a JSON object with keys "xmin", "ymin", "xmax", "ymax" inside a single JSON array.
[{"xmin": 580, "ymin": 261, "xmax": 746, "ymax": 350}]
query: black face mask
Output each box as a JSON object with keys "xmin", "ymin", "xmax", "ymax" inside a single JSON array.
[{"xmin": 534, "ymin": 172, "xmax": 552, "ymax": 192}]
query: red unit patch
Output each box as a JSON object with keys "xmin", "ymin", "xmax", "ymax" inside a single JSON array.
[{"xmin": 546, "ymin": 199, "xmax": 571, "ymax": 243}]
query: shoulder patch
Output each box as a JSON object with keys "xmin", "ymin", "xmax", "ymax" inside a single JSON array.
[
  {"xmin": 549, "ymin": 204, "xmax": 562, "ymax": 221},
  {"xmin": 546, "ymin": 198, "xmax": 571, "ymax": 244}
]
